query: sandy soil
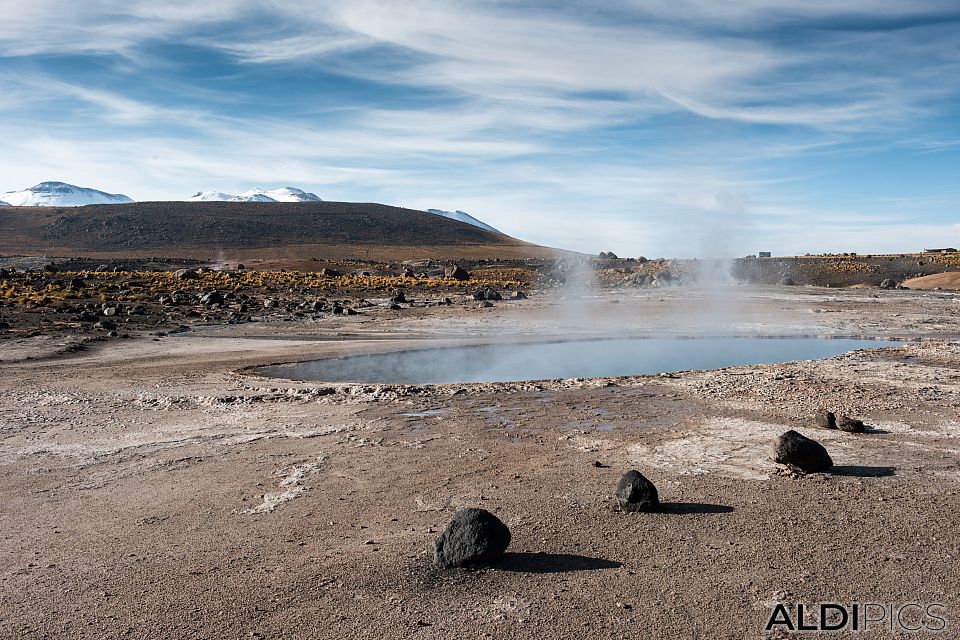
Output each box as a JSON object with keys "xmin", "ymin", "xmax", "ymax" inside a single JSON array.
[{"xmin": 2, "ymin": 285, "xmax": 959, "ymax": 639}]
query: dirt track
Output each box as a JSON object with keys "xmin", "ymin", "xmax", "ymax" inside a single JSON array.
[{"xmin": 2, "ymin": 286, "xmax": 959, "ymax": 639}]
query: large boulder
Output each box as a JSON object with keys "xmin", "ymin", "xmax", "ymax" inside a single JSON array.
[
  {"xmin": 615, "ymin": 470, "xmax": 660, "ymax": 513},
  {"xmin": 836, "ymin": 415, "xmax": 865, "ymax": 433},
  {"xmin": 434, "ymin": 508, "xmax": 511, "ymax": 569},
  {"xmin": 771, "ymin": 430, "xmax": 833, "ymax": 473},
  {"xmin": 444, "ymin": 265, "xmax": 471, "ymax": 281},
  {"xmin": 879, "ymin": 279, "xmax": 897, "ymax": 290}
]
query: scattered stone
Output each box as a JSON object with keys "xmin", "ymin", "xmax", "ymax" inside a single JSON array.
[
  {"xmin": 478, "ymin": 300, "xmax": 493, "ymax": 308},
  {"xmin": 390, "ymin": 290, "xmax": 408, "ymax": 303},
  {"xmin": 389, "ymin": 303, "xmax": 402, "ymax": 310},
  {"xmin": 444, "ymin": 265, "xmax": 470, "ymax": 281},
  {"xmin": 879, "ymin": 278, "xmax": 897, "ymax": 290},
  {"xmin": 174, "ymin": 269, "xmax": 200, "ymax": 280},
  {"xmin": 321, "ymin": 268, "xmax": 342, "ymax": 277},
  {"xmin": 94, "ymin": 320, "xmax": 117, "ymax": 331},
  {"xmin": 434, "ymin": 507, "xmax": 511, "ymax": 569},
  {"xmin": 102, "ymin": 307, "xmax": 118, "ymax": 317},
  {"xmin": 771, "ymin": 430, "xmax": 833, "ymax": 473},
  {"xmin": 510, "ymin": 291, "xmax": 528, "ymax": 300},
  {"xmin": 615, "ymin": 470, "xmax": 659, "ymax": 513},
  {"xmin": 836, "ymin": 415, "xmax": 865, "ymax": 433},
  {"xmin": 69, "ymin": 277, "xmax": 86, "ymax": 289},
  {"xmin": 778, "ymin": 276, "xmax": 795, "ymax": 286},
  {"xmin": 814, "ymin": 410, "xmax": 837, "ymax": 429}
]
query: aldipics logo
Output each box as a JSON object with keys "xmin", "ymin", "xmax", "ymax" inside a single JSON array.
[{"xmin": 765, "ymin": 602, "xmax": 947, "ymax": 633}]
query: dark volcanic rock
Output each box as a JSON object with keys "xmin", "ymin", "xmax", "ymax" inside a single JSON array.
[
  {"xmin": 777, "ymin": 276, "xmax": 795, "ymax": 286},
  {"xmin": 815, "ymin": 410, "xmax": 837, "ymax": 429},
  {"xmin": 390, "ymin": 290, "xmax": 408, "ymax": 303},
  {"xmin": 321, "ymin": 268, "xmax": 342, "ymax": 277},
  {"xmin": 434, "ymin": 508, "xmax": 511, "ymax": 569},
  {"xmin": 174, "ymin": 269, "xmax": 200, "ymax": 280},
  {"xmin": 483, "ymin": 287, "xmax": 502, "ymax": 301},
  {"xmin": 615, "ymin": 470, "xmax": 660, "ymax": 513},
  {"xmin": 771, "ymin": 430, "xmax": 833, "ymax": 473},
  {"xmin": 510, "ymin": 291, "xmax": 528, "ymax": 300},
  {"xmin": 836, "ymin": 415, "xmax": 865, "ymax": 433},
  {"xmin": 444, "ymin": 265, "xmax": 470, "ymax": 281},
  {"xmin": 199, "ymin": 291, "xmax": 224, "ymax": 306}
]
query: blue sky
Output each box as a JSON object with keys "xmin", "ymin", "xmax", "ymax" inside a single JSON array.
[{"xmin": 1, "ymin": 0, "xmax": 958, "ymax": 256}]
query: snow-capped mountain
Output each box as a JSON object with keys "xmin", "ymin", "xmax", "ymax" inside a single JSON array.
[
  {"xmin": 188, "ymin": 190, "xmax": 235, "ymax": 202},
  {"xmin": 241, "ymin": 187, "xmax": 322, "ymax": 202},
  {"xmin": 0, "ymin": 201, "xmax": 10, "ymax": 206},
  {"xmin": 186, "ymin": 187, "xmax": 322, "ymax": 203},
  {"xmin": 426, "ymin": 209, "xmax": 500, "ymax": 233},
  {"xmin": 1, "ymin": 181, "xmax": 134, "ymax": 207}
]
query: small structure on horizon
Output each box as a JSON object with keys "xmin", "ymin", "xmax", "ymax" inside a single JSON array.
[
  {"xmin": 758, "ymin": 251, "xmax": 772, "ymax": 258},
  {"xmin": 924, "ymin": 248, "xmax": 957, "ymax": 254}
]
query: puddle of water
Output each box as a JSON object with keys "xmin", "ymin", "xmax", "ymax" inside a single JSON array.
[{"xmin": 259, "ymin": 337, "xmax": 902, "ymax": 385}]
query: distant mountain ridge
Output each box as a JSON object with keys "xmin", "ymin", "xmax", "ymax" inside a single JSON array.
[
  {"xmin": 1, "ymin": 181, "xmax": 133, "ymax": 207},
  {"xmin": 1, "ymin": 181, "xmax": 502, "ymax": 234}
]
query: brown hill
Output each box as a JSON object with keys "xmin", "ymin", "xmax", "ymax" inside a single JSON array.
[
  {"xmin": 0, "ymin": 201, "xmax": 563, "ymax": 261},
  {"xmin": 901, "ymin": 272, "xmax": 960, "ymax": 290}
]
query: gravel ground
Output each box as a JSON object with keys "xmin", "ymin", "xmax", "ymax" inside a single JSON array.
[{"xmin": 1, "ymin": 285, "xmax": 959, "ymax": 639}]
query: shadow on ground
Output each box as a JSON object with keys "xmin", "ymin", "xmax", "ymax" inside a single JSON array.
[
  {"xmin": 499, "ymin": 552, "xmax": 622, "ymax": 574},
  {"xmin": 659, "ymin": 502, "xmax": 735, "ymax": 515},
  {"xmin": 832, "ymin": 465, "xmax": 896, "ymax": 477}
]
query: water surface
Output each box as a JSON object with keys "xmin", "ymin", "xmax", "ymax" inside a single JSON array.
[{"xmin": 258, "ymin": 337, "xmax": 902, "ymax": 384}]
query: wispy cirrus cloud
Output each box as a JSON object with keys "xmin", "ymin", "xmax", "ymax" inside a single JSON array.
[{"xmin": 0, "ymin": 0, "xmax": 958, "ymax": 255}]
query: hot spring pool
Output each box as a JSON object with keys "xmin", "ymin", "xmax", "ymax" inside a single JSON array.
[{"xmin": 257, "ymin": 337, "xmax": 903, "ymax": 385}]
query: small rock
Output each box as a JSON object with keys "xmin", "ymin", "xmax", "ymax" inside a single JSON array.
[
  {"xmin": 434, "ymin": 508, "xmax": 510, "ymax": 569},
  {"xmin": 771, "ymin": 430, "xmax": 833, "ymax": 473},
  {"xmin": 879, "ymin": 278, "xmax": 897, "ymax": 290},
  {"xmin": 478, "ymin": 300, "xmax": 493, "ymax": 308},
  {"xmin": 321, "ymin": 268, "xmax": 342, "ymax": 277},
  {"xmin": 174, "ymin": 269, "xmax": 200, "ymax": 280},
  {"xmin": 814, "ymin": 410, "xmax": 836, "ymax": 429},
  {"xmin": 510, "ymin": 291, "xmax": 528, "ymax": 300},
  {"xmin": 836, "ymin": 415, "xmax": 865, "ymax": 433},
  {"xmin": 94, "ymin": 320, "xmax": 117, "ymax": 331},
  {"xmin": 615, "ymin": 470, "xmax": 659, "ymax": 513}
]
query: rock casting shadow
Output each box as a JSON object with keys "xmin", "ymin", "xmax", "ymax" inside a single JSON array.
[
  {"xmin": 862, "ymin": 426, "xmax": 889, "ymax": 434},
  {"xmin": 831, "ymin": 465, "xmax": 896, "ymax": 477},
  {"xmin": 499, "ymin": 552, "xmax": 622, "ymax": 574},
  {"xmin": 659, "ymin": 502, "xmax": 735, "ymax": 515}
]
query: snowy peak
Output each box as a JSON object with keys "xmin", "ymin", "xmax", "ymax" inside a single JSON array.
[
  {"xmin": 1, "ymin": 181, "xmax": 134, "ymax": 207},
  {"xmin": 186, "ymin": 187, "xmax": 322, "ymax": 203},
  {"xmin": 426, "ymin": 208, "xmax": 500, "ymax": 234},
  {"xmin": 0, "ymin": 201, "xmax": 9, "ymax": 206},
  {"xmin": 251, "ymin": 187, "xmax": 322, "ymax": 202},
  {"xmin": 188, "ymin": 191, "xmax": 235, "ymax": 202}
]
